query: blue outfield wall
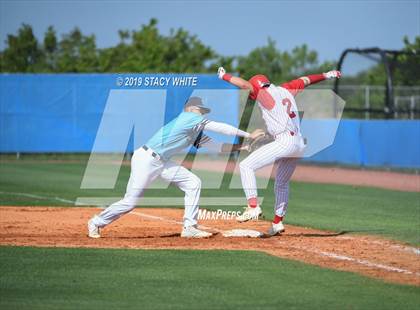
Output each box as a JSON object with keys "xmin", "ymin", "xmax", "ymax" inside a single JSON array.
[
  {"xmin": 0, "ymin": 73, "xmax": 240, "ymax": 153},
  {"xmin": 303, "ymin": 120, "xmax": 420, "ymax": 168},
  {"xmin": 0, "ymin": 74, "xmax": 419, "ymax": 168}
]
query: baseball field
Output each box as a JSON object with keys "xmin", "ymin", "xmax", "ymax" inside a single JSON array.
[{"xmin": 0, "ymin": 157, "xmax": 419, "ymax": 309}]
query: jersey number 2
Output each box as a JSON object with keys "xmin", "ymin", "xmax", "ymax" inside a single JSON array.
[{"xmin": 282, "ymin": 98, "xmax": 296, "ymax": 118}]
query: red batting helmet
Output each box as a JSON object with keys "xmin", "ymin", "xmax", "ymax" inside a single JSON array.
[{"xmin": 248, "ymin": 74, "xmax": 271, "ymax": 100}]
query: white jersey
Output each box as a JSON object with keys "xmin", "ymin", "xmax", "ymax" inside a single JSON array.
[
  {"xmin": 240, "ymin": 84, "xmax": 306, "ymax": 220},
  {"xmin": 256, "ymin": 85, "xmax": 301, "ymax": 137}
]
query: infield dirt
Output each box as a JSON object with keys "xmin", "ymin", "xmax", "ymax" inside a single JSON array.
[{"xmin": 1, "ymin": 206, "xmax": 419, "ymax": 286}]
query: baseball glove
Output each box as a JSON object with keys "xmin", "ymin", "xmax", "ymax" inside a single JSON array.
[{"xmin": 247, "ymin": 133, "xmax": 274, "ymax": 152}]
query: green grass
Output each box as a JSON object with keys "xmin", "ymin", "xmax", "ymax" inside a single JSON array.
[
  {"xmin": 0, "ymin": 246, "xmax": 419, "ymax": 310},
  {"xmin": 274, "ymin": 182, "xmax": 420, "ymax": 245},
  {"xmin": 0, "ymin": 161, "xmax": 419, "ymax": 245},
  {"xmin": 1, "ymin": 161, "xmax": 419, "ymax": 308}
]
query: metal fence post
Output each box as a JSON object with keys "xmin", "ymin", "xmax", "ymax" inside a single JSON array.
[
  {"xmin": 410, "ymin": 96, "xmax": 415, "ymax": 120},
  {"xmin": 365, "ymin": 86, "xmax": 370, "ymax": 119}
]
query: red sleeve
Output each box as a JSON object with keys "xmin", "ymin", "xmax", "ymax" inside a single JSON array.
[
  {"xmin": 280, "ymin": 78, "xmax": 305, "ymax": 96},
  {"xmin": 307, "ymin": 73, "xmax": 326, "ymax": 84}
]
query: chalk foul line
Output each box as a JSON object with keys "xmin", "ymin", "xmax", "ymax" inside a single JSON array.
[
  {"xmin": 0, "ymin": 191, "xmax": 75, "ymax": 204},
  {"xmin": 1, "ymin": 191, "xmax": 419, "ymax": 277},
  {"xmin": 278, "ymin": 242, "xmax": 420, "ymax": 277},
  {"xmin": 127, "ymin": 209, "xmax": 420, "ymax": 277}
]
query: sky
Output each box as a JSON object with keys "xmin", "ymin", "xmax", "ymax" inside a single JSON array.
[{"xmin": 0, "ymin": 0, "xmax": 419, "ymax": 67}]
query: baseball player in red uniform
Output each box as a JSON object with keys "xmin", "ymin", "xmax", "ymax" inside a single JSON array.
[{"xmin": 218, "ymin": 67, "xmax": 341, "ymax": 236}]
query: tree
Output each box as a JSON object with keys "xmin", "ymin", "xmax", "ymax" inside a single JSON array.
[
  {"xmin": 0, "ymin": 24, "xmax": 42, "ymax": 72},
  {"xmin": 0, "ymin": 21, "xmax": 337, "ymax": 75},
  {"xmin": 394, "ymin": 36, "xmax": 420, "ymax": 86},
  {"xmin": 43, "ymin": 26, "xmax": 58, "ymax": 72},
  {"xmin": 99, "ymin": 19, "xmax": 217, "ymax": 73},
  {"xmin": 56, "ymin": 27, "xmax": 99, "ymax": 72},
  {"xmin": 236, "ymin": 38, "xmax": 283, "ymax": 81},
  {"xmin": 236, "ymin": 38, "xmax": 333, "ymax": 83}
]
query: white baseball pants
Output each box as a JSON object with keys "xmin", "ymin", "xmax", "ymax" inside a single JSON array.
[
  {"xmin": 92, "ymin": 147, "xmax": 201, "ymax": 228},
  {"xmin": 240, "ymin": 133, "xmax": 305, "ymax": 217}
]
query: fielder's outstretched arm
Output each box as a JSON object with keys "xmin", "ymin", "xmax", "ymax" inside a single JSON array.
[
  {"xmin": 194, "ymin": 120, "xmax": 264, "ymax": 140},
  {"xmin": 202, "ymin": 120, "xmax": 264, "ymax": 140},
  {"xmin": 202, "ymin": 123, "xmax": 264, "ymax": 152},
  {"xmin": 193, "ymin": 122, "xmax": 264, "ymax": 153}
]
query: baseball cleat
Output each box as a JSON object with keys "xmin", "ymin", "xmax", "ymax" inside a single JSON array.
[
  {"xmin": 87, "ymin": 219, "xmax": 101, "ymax": 238},
  {"xmin": 181, "ymin": 225, "xmax": 212, "ymax": 238},
  {"xmin": 236, "ymin": 206, "xmax": 262, "ymax": 222},
  {"xmin": 268, "ymin": 222, "xmax": 285, "ymax": 236}
]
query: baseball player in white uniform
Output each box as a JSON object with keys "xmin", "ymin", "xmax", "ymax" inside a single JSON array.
[
  {"xmin": 88, "ymin": 97, "xmax": 264, "ymax": 238},
  {"xmin": 218, "ymin": 67, "xmax": 341, "ymax": 236}
]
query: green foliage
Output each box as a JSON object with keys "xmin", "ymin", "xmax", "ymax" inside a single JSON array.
[
  {"xmin": 394, "ymin": 36, "xmax": 420, "ymax": 86},
  {"xmin": 0, "ymin": 20, "xmax": 331, "ymax": 75},
  {"xmin": 236, "ymin": 38, "xmax": 329, "ymax": 82},
  {"xmin": 0, "ymin": 20, "xmax": 417, "ymax": 86},
  {"xmin": 234, "ymin": 38, "xmax": 335, "ymax": 124},
  {"xmin": 56, "ymin": 28, "xmax": 99, "ymax": 72},
  {"xmin": 341, "ymin": 38, "xmax": 419, "ymax": 118},
  {"xmin": 339, "ymin": 37, "xmax": 419, "ymax": 89},
  {"xmin": 43, "ymin": 26, "xmax": 58, "ymax": 72},
  {"xmin": 0, "ymin": 24, "xmax": 43, "ymax": 72},
  {"xmin": 0, "ymin": 19, "xmax": 218, "ymax": 73},
  {"xmin": 1, "ymin": 20, "xmax": 417, "ymax": 119}
]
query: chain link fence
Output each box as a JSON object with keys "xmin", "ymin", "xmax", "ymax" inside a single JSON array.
[{"xmin": 317, "ymin": 85, "xmax": 420, "ymax": 119}]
